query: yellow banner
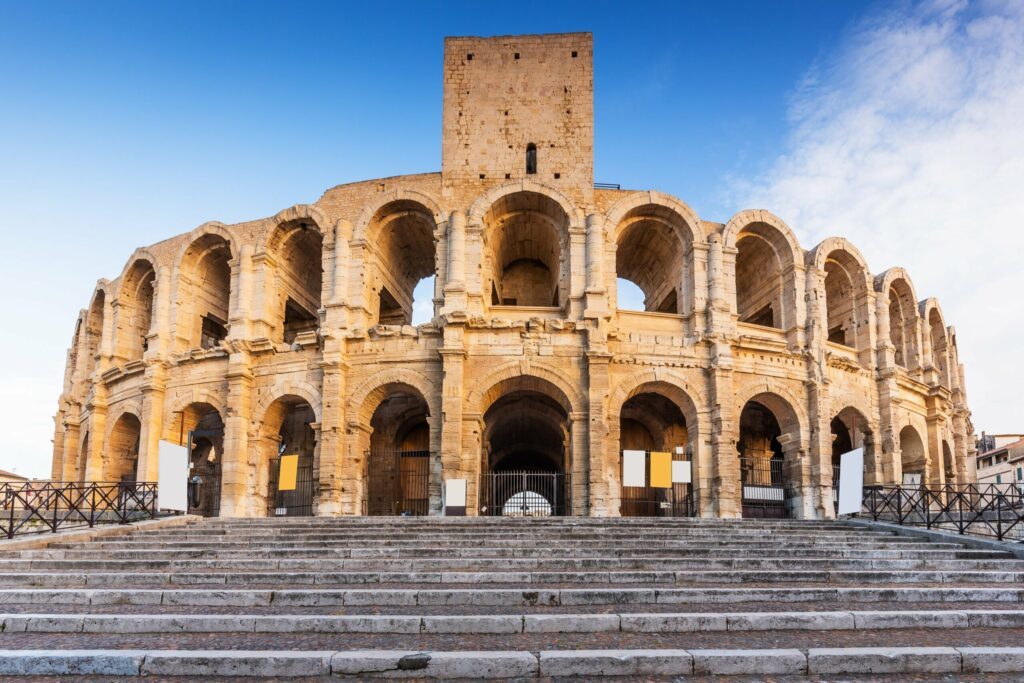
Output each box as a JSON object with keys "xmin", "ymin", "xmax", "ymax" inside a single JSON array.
[
  {"xmin": 650, "ymin": 451, "xmax": 672, "ymax": 488},
  {"xmin": 278, "ymin": 454, "xmax": 299, "ymax": 491}
]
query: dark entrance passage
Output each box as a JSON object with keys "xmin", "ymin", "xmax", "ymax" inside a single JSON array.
[
  {"xmin": 619, "ymin": 392, "xmax": 693, "ymax": 517},
  {"xmin": 480, "ymin": 387, "xmax": 571, "ymax": 516},
  {"xmin": 184, "ymin": 406, "xmax": 224, "ymax": 518},
  {"xmin": 365, "ymin": 388, "xmax": 431, "ymax": 516},
  {"xmin": 265, "ymin": 400, "xmax": 316, "ymax": 517},
  {"xmin": 739, "ymin": 400, "xmax": 789, "ymax": 519}
]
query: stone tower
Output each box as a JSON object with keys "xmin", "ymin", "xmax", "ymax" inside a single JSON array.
[{"xmin": 441, "ymin": 32, "xmax": 594, "ymax": 204}]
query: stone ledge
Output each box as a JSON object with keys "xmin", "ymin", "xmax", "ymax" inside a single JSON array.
[
  {"xmin": 843, "ymin": 519, "xmax": 1024, "ymax": 560},
  {"xmin": 0, "ymin": 515, "xmax": 202, "ymax": 552}
]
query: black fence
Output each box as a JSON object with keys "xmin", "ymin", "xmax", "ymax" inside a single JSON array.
[
  {"xmin": 863, "ymin": 483, "xmax": 1024, "ymax": 542},
  {"xmin": 620, "ymin": 451, "xmax": 695, "ymax": 517},
  {"xmin": 364, "ymin": 450, "xmax": 431, "ymax": 516},
  {"xmin": 267, "ymin": 454, "xmax": 315, "ymax": 517},
  {"xmin": 480, "ymin": 472, "xmax": 571, "ymax": 516},
  {"xmin": 0, "ymin": 481, "xmax": 159, "ymax": 539},
  {"xmin": 740, "ymin": 456, "xmax": 787, "ymax": 518}
]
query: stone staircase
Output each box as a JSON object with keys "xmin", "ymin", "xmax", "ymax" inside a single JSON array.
[{"xmin": 1, "ymin": 517, "xmax": 1023, "ymax": 679}]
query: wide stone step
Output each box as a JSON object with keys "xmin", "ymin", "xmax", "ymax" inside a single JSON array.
[
  {"xmin": 1, "ymin": 586, "xmax": 1020, "ymax": 607},
  {"xmin": 1, "ymin": 646, "xmax": 1023, "ymax": 678},
  {"xmin": 1, "ymin": 568, "xmax": 1021, "ymax": 587},
  {"xmin": 5, "ymin": 608, "xmax": 1024, "ymax": 634}
]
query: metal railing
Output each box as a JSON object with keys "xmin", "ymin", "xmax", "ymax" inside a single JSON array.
[
  {"xmin": 364, "ymin": 449, "xmax": 431, "ymax": 516},
  {"xmin": 740, "ymin": 456, "xmax": 788, "ymax": 518},
  {"xmin": 863, "ymin": 483, "xmax": 1024, "ymax": 542},
  {"xmin": 0, "ymin": 481, "xmax": 159, "ymax": 539},
  {"xmin": 480, "ymin": 472, "xmax": 571, "ymax": 516},
  {"xmin": 620, "ymin": 450, "xmax": 695, "ymax": 517}
]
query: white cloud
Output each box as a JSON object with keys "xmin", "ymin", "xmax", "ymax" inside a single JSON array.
[{"xmin": 737, "ymin": 0, "xmax": 1024, "ymax": 433}]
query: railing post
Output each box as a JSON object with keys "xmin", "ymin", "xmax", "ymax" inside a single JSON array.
[
  {"xmin": 6, "ymin": 490, "xmax": 15, "ymax": 540},
  {"xmin": 52, "ymin": 483, "xmax": 59, "ymax": 534}
]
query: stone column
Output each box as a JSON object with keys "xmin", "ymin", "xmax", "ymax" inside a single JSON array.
[
  {"xmin": 567, "ymin": 223, "xmax": 587, "ymax": 318},
  {"xmin": 443, "ymin": 211, "xmax": 467, "ymax": 314},
  {"xmin": 135, "ymin": 379, "xmax": 166, "ymax": 482},
  {"xmin": 228, "ymin": 244, "xmax": 254, "ymax": 341},
  {"xmin": 84, "ymin": 401, "xmax": 108, "ymax": 482},
  {"xmin": 583, "ymin": 214, "xmax": 607, "ymax": 317},
  {"xmin": 59, "ymin": 420, "xmax": 80, "ymax": 482},
  {"xmin": 220, "ymin": 355, "xmax": 254, "ymax": 517},
  {"xmin": 585, "ymin": 352, "xmax": 611, "ymax": 516},
  {"xmin": 570, "ymin": 411, "xmax": 589, "ymax": 515},
  {"xmin": 439, "ymin": 330, "xmax": 467, "ymax": 515},
  {"xmin": 316, "ymin": 354, "xmax": 346, "ymax": 515}
]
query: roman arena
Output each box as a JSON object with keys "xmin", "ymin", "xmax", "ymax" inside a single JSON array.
[{"xmin": 50, "ymin": 32, "xmax": 972, "ymax": 519}]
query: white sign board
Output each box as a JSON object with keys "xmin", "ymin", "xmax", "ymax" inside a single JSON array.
[
  {"xmin": 157, "ymin": 441, "xmax": 189, "ymax": 512},
  {"xmin": 671, "ymin": 460, "xmax": 692, "ymax": 484},
  {"xmin": 444, "ymin": 478, "xmax": 467, "ymax": 507},
  {"xmin": 622, "ymin": 450, "xmax": 646, "ymax": 487},
  {"xmin": 903, "ymin": 472, "xmax": 922, "ymax": 487},
  {"xmin": 837, "ymin": 447, "xmax": 864, "ymax": 516}
]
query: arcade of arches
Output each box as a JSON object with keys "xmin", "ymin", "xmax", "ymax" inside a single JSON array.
[{"xmin": 52, "ymin": 33, "xmax": 972, "ymax": 520}]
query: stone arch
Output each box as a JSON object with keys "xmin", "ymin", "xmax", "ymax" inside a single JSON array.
[
  {"xmin": 255, "ymin": 382, "xmax": 323, "ymax": 428},
  {"xmin": 942, "ymin": 439, "xmax": 956, "ymax": 483},
  {"xmin": 253, "ymin": 392, "xmax": 318, "ymax": 517},
  {"xmin": 163, "ymin": 389, "xmax": 228, "ymax": 434},
  {"xmin": 920, "ymin": 298, "xmax": 950, "ymax": 386},
  {"xmin": 735, "ymin": 388, "xmax": 806, "ymax": 518},
  {"xmin": 266, "ymin": 212, "xmax": 324, "ymax": 343},
  {"xmin": 173, "ymin": 227, "xmax": 235, "ymax": 351},
  {"xmin": 347, "ymin": 368, "xmax": 437, "ymax": 424},
  {"xmin": 733, "ymin": 379, "xmax": 808, "ymax": 437},
  {"xmin": 466, "ymin": 362, "xmax": 581, "ymax": 417},
  {"xmin": 607, "ymin": 192, "xmax": 705, "ymax": 317},
  {"xmin": 104, "ymin": 407, "xmax": 142, "ymax": 482},
  {"xmin": 115, "ymin": 255, "xmax": 158, "ymax": 362},
  {"xmin": 808, "ymin": 237, "xmax": 873, "ymax": 350},
  {"xmin": 79, "ymin": 283, "xmax": 110, "ymax": 383},
  {"xmin": 723, "ymin": 210, "xmax": 803, "ymax": 331},
  {"xmin": 875, "ymin": 268, "xmax": 920, "ymax": 370},
  {"xmin": 77, "ymin": 430, "xmax": 90, "ymax": 483},
  {"xmin": 829, "ymin": 405, "xmax": 876, "ymax": 488},
  {"xmin": 899, "ymin": 424, "xmax": 927, "ymax": 479},
  {"xmin": 468, "ymin": 179, "xmax": 584, "ymax": 227},
  {"xmin": 606, "ymin": 369, "xmax": 704, "ymax": 430},
  {"xmin": 352, "ymin": 189, "xmax": 447, "ymax": 243},
  {"xmin": 359, "ymin": 197, "xmax": 442, "ymax": 326}
]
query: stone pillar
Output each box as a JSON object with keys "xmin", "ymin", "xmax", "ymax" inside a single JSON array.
[
  {"xmin": 583, "ymin": 214, "xmax": 607, "ymax": 317},
  {"xmin": 688, "ymin": 243, "xmax": 710, "ymax": 338},
  {"xmin": 443, "ymin": 211, "xmax": 467, "ymax": 314},
  {"xmin": 708, "ymin": 360, "xmax": 740, "ymax": 518},
  {"xmin": 465, "ymin": 217, "xmax": 486, "ymax": 317},
  {"xmin": 439, "ymin": 331, "xmax": 467, "ymax": 515},
  {"xmin": 570, "ymin": 411, "xmax": 589, "ymax": 515},
  {"xmin": 341, "ymin": 422, "xmax": 371, "ymax": 515},
  {"xmin": 462, "ymin": 415, "xmax": 483, "ymax": 515},
  {"xmin": 136, "ymin": 379, "xmax": 166, "ymax": 482},
  {"xmin": 316, "ymin": 354, "xmax": 346, "ymax": 515},
  {"xmin": 248, "ymin": 253, "xmax": 277, "ymax": 340},
  {"xmin": 567, "ymin": 223, "xmax": 587, "ymax": 318},
  {"xmin": 84, "ymin": 401, "xmax": 107, "ymax": 482},
  {"xmin": 779, "ymin": 433, "xmax": 816, "ymax": 519},
  {"xmin": 220, "ymin": 356, "xmax": 254, "ymax": 517},
  {"xmin": 691, "ymin": 407, "xmax": 715, "ymax": 517},
  {"xmin": 585, "ymin": 352, "xmax": 611, "ymax": 516},
  {"xmin": 59, "ymin": 420, "xmax": 80, "ymax": 482},
  {"xmin": 228, "ymin": 245, "xmax": 254, "ymax": 340}
]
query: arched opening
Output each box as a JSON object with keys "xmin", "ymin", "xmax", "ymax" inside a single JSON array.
[
  {"xmin": 260, "ymin": 396, "xmax": 316, "ymax": 516},
  {"xmin": 829, "ymin": 407, "xmax": 874, "ymax": 509},
  {"xmin": 822, "ymin": 250, "xmax": 867, "ymax": 349},
  {"xmin": 614, "ymin": 205, "xmax": 688, "ymax": 314},
  {"xmin": 484, "ymin": 191, "xmax": 566, "ymax": 308},
  {"xmin": 105, "ymin": 413, "xmax": 141, "ymax": 482},
  {"xmin": 887, "ymin": 279, "xmax": 917, "ymax": 369},
  {"xmin": 82, "ymin": 292, "xmax": 105, "ymax": 381},
  {"xmin": 480, "ymin": 379, "xmax": 571, "ymax": 516},
  {"xmin": 738, "ymin": 395, "xmax": 802, "ymax": 518},
  {"xmin": 929, "ymin": 309, "xmax": 949, "ymax": 386},
  {"xmin": 78, "ymin": 432, "xmax": 90, "ymax": 483},
  {"xmin": 735, "ymin": 224, "xmax": 790, "ymax": 329},
  {"xmin": 618, "ymin": 392, "xmax": 690, "ymax": 517},
  {"xmin": 272, "ymin": 221, "xmax": 322, "ymax": 344},
  {"xmin": 179, "ymin": 234, "xmax": 231, "ymax": 350},
  {"xmin": 368, "ymin": 200, "xmax": 437, "ymax": 326},
  {"xmin": 942, "ymin": 440, "xmax": 955, "ymax": 484},
  {"xmin": 365, "ymin": 385, "xmax": 431, "ymax": 516},
  {"xmin": 899, "ymin": 425, "xmax": 926, "ymax": 483},
  {"xmin": 166, "ymin": 403, "xmax": 224, "ymax": 517},
  {"xmin": 119, "ymin": 260, "xmax": 156, "ymax": 362},
  {"xmin": 525, "ymin": 143, "xmax": 537, "ymax": 175}
]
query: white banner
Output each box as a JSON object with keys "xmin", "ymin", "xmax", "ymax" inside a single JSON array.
[
  {"xmin": 671, "ymin": 460, "xmax": 692, "ymax": 484},
  {"xmin": 157, "ymin": 441, "xmax": 189, "ymax": 512},
  {"xmin": 623, "ymin": 450, "xmax": 646, "ymax": 487},
  {"xmin": 837, "ymin": 447, "xmax": 864, "ymax": 516},
  {"xmin": 444, "ymin": 478, "xmax": 467, "ymax": 507}
]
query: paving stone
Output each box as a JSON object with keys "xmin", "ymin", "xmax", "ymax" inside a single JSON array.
[
  {"xmin": 853, "ymin": 610, "xmax": 968, "ymax": 629},
  {"xmin": 808, "ymin": 646, "xmax": 962, "ymax": 674},
  {"xmin": 959, "ymin": 647, "xmax": 1024, "ymax": 673},
  {"xmin": 539, "ymin": 649, "xmax": 693, "ymax": 676},
  {"xmin": 421, "ymin": 615, "xmax": 522, "ymax": 634},
  {"xmin": 141, "ymin": 649, "xmax": 332, "ymax": 676},
  {"xmin": 0, "ymin": 649, "xmax": 146, "ymax": 675},
  {"xmin": 330, "ymin": 650, "xmax": 538, "ymax": 678},
  {"xmin": 726, "ymin": 611, "xmax": 855, "ymax": 631},
  {"xmin": 524, "ymin": 613, "xmax": 619, "ymax": 632},
  {"xmin": 620, "ymin": 613, "xmax": 726, "ymax": 632}
]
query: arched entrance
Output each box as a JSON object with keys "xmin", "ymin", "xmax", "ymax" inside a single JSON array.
[
  {"xmin": 829, "ymin": 407, "xmax": 874, "ymax": 513},
  {"xmin": 479, "ymin": 379, "xmax": 571, "ymax": 516},
  {"xmin": 260, "ymin": 396, "xmax": 316, "ymax": 516},
  {"xmin": 167, "ymin": 403, "xmax": 224, "ymax": 518},
  {"xmin": 899, "ymin": 425, "xmax": 926, "ymax": 484},
  {"xmin": 105, "ymin": 413, "xmax": 141, "ymax": 482},
  {"xmin": 738, "ymin": 395, "xmax": 802, "ymax": 518},
  {"xmin": 618, "ymin": 392, "xmax": 691, "ymax": 517},
  {"xmin": 365, "ymin": 385, "xmax": 431, "ymax": 516}
]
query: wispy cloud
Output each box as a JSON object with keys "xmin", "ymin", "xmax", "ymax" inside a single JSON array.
[{"xmin": 737, "ymin": 0, "xmax": 1024, "ymax": 433}]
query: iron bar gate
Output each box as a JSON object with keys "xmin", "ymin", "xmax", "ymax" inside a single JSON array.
[
  {"xmin": 740, "ymin": 456, "xmax": 788, "ymax": 518},
  {"xmin": 620, "ymin": 450, "xmax": 694, "ymax": 517},
  {"xmin": 364, "ymin": 449, "xmax": 431, "ymax": 516},
  {"xmin": 480, "ymin": 472, "xmax": 571, "ymax": 516},
  {"xmin": 267, "ymin": 454, "xmax": 314, "ymax": 517}
]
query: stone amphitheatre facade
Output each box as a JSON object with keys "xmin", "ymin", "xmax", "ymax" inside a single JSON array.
[{"xmin": 50, "ymin": 33, "xmax": 972, "ymax": 519}]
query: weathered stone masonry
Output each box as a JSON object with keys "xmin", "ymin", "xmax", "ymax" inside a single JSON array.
[{"xmin": 50, "ymin": 32, "xmax": 973, "ymax": 518}]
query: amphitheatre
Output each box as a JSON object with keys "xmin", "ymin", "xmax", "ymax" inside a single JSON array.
[{"xmin": 50, "ymin": 31, "xmax": 971, "ymax": 520}]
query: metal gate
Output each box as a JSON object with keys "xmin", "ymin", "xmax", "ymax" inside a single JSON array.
[
  {"xmin": 267, "ymin": 454, "xmax": 315, "ymax": 517},
  {"xmin": 364, "ymin": 449, "xmax": 431, "ymax": 516},
  {"xmin": 620, "ymin": 450, "xmax": 694, "ymax": 517},
  {"xmin": 480, "ymin": 472, "xmax": 571, "ymax": 516},
  {"xmin": 740, "ymin": 456, "xmax": 788, "ymax": 518}
]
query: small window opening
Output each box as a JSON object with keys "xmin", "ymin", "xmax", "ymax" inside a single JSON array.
[
  {"xmin": 514, "ymin": 52, "xmax": 520, "ymax": 60},
  {"xmin": 571, "ymin": 51, "xmax": 578, "ymax": 58},
  {"xmin": 505, "ymin": 173, "xmax": 511, "ymax": 179},
  {"xmin": 553, "ymin": 172, "xmax": 560, "ymax": 180},
  {"xmin": 828, "ymin": 325, "xmax": 848, "ymax": 346},
  {"xmin": 526, "ymin": 143, "xmax": 537, "ymax": 175},
  {"xmin": 479, "ymin": 173, "xmax": 486, "ymax": 179},
  {"xmin": 283, "ymin": 298, "xmax": 318, "ymax": 344},
  {"xmin": 466, "ymin": 53, "xmax": 473, "ymax": 61},
  {"xmin": 378, "ymin": 287, "xmax": 404, "ymax": 326},
  {"xmin": 744, "ymin": 304, "xmax": 775, "ymax": 328},
  {"xmin": 200, "ymin": 314, "xmax": 228, "ymax": 349}
]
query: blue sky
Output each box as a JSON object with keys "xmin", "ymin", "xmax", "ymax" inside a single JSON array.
[{"xmin": 2, "ymin": 0, "xmax": 1022, "ymax": 477}]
